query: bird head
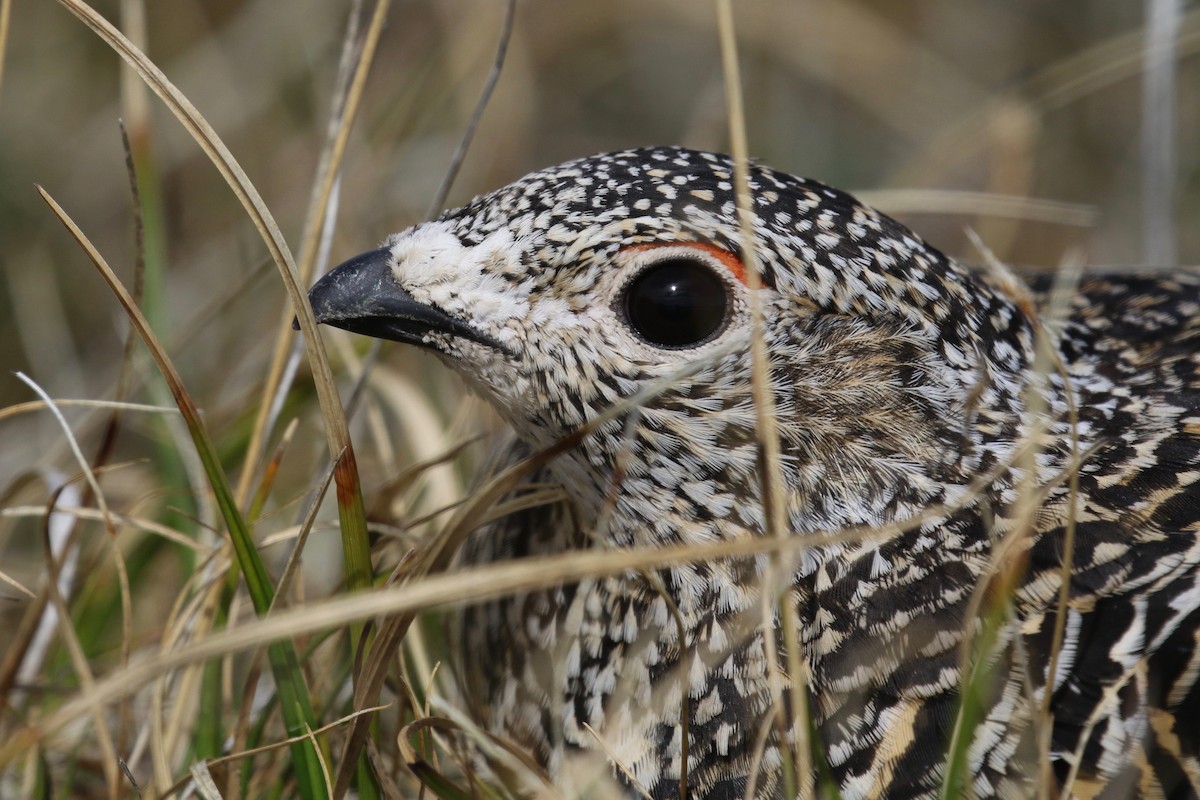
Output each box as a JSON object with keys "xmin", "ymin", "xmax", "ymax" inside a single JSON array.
[{"xmin": 309, "ymin": 147, "xmax": 1036, "ymax": 538}]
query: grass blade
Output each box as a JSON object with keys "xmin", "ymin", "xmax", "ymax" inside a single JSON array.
[{"xmin": 715, "ymin": 3, "xmax": 811, "ymax": 797}]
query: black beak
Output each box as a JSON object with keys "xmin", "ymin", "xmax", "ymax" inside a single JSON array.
[{"xmin": 300, "ymin": 247, "xmax": 501, "ymax": 351}]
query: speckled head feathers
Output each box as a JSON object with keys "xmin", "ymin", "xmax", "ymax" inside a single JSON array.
[{"xmin": 355, "ymin": 147, "xmax": 1033, "ymax": 440}]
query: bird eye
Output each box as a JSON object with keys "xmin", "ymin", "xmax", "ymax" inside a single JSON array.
[{"xmin": 621, "ymin": 258, "xmax": 730, "ymax": 348}]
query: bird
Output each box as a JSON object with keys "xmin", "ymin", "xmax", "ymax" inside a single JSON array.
[{"xmin": 306, "ymin": 146, "xmax": 1200, "ymax": 799}]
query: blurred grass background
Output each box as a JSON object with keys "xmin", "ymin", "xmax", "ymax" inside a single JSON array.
[{"xmin": 0, "ymin": 1, "xmax": 1197, "ymax": 797}]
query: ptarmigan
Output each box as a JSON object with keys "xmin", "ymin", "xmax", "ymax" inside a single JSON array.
[{"xmin": 307, "ymin": 147, "xmax": 1200, "ymax": 799}]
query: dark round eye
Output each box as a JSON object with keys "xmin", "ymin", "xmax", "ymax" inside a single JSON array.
[{"xmin": 621, "ymin": 258, "xmax": 729, "ymax": 348}]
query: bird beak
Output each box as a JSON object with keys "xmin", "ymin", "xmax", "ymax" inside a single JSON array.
[{"xmin": 303, "ymin": 246, "xmax": 499, "ymax": 350}]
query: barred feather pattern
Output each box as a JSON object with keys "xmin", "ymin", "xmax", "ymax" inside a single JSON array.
[{"xmin": 337, "ymin": 148, "xmax": 1200, "ymax": 798}]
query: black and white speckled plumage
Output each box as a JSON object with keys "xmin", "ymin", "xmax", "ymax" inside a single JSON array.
[{"xmin": 308, "ymin": 147, "xmax": 1200, "ymax": 798}]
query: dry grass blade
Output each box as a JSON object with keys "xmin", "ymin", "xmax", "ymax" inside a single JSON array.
[
  {"xmin": 269, "ymin": 446, "xmax": 343, "ymax": 614},
  {"xmin": 714, "ymin": 2, "xmax": 811, "ymax": 796},
  {"xmin": 1033, "ymin": 255, "xmax": 1085, "ymax": 795},
  {"xmin": 14, "ymin": 376, "xmax": 122, "ymax": 539},
  {"xmin": 2, "ymin": 504, "xmax": 209, "ymax": 553},
  {"xmin": 1029, "ymin": 9, "xmax": 1200, "ymax": 110},
  {"xmin": 855, "ymin": 189, "xmax": 1097, "ymax": 227},
  {"xmin": 36, "ymin": 482, "xmax": 121, "ymax": 796},
  {"xmin": 397, "ymin": 717, "xmax": 475, "ymax": 799},
  {"xmin": 305, "ymin": 722, "xmax": 336, "ymax": 798},
  {"xmin": 0, "ymin": 398, "xmax": 178, "ymax": 423},
  {"xmin": 248, "ymin": 417, "xmax": 302, "ymax": 524},
  {"xmin": 0, "ymin": 478, "xmax": 70, "ymax": 720},
  {"xmin": 14, "ymin": 373, "xmax": 132, "ymax": 797},
  {"xmin": 158, "ymin": 705, "xmax": 390, "ymax": 798},
  {"xmin": 0, "ymin": 538, "xmax": 726, "ymax": 768},
  {"xmin": 152, "ymin": 586, "xmax": 207, "ymax": 792},
  {"xmin": 0, "ymin": 569, "xmax": 35, "ymax": 600},
  {"xmin": 366, "ymin": 435, "xmax": 482, "ymax": 520},
  {"xmin": 1141, "ymin": 0, "xmax": 1181, "ymax": 266},
  {"xmin": 116, "ymin": 115, "xmax": 148, "ymax": 405},
  {"xmin": 429, "ymin": 698, "xmax": 558, "ymax": 794},
  {"xmin": 296, "ymin": 0, "xmax": 388, "ymax": 291},
  {"xmin": 190, "ymin": 760, "xmax": 224, "ymax": 800},
  {"xmin": 0, "ymin": 0, "xmax": 10, "ymax": 103},
  {"xmin": 426, "ymin": 0, "xmax": 518, "ymax": 219}
]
